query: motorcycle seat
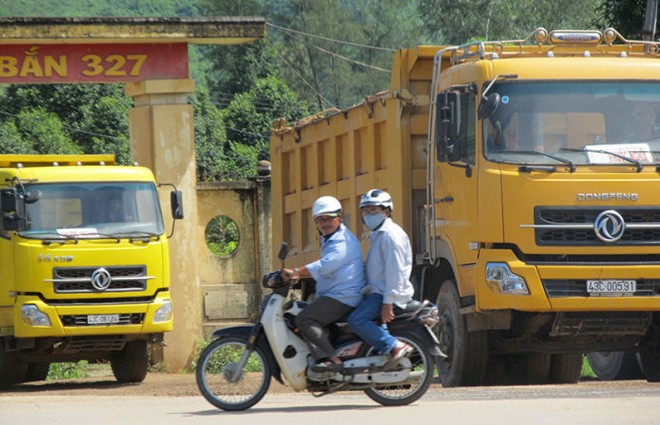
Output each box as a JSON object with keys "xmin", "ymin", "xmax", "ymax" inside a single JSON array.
[{"xmin": 393, "ymin": 300, "xmax": 431, "ymax": 319}]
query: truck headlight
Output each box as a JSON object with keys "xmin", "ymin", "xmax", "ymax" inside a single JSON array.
[
  {"xmin": 21, "ymin": 304, "xmax": 52, "ymax": 326},
  {"xmin": 153, "ymin": 300, "xmax": 172, "ymax": 323},
  {"xmin": 485, "ymin": 263, "xmax": 529, "ymax": 295}
]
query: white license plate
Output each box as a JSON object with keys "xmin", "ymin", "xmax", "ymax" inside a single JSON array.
[
  {"xmin": 586, "ymin": 280, "xmax": 636, "ymax": 296},
  {"xmin": 88, "ymin": 314, "xmax": 120, "ymax": 325}
]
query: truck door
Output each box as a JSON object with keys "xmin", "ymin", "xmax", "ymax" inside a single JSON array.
[{"xmin": 433, "ymin": 88, "xmax": 479, "ymax": 268}]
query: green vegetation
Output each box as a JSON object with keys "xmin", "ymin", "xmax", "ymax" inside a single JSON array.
[
  {"xmin": 205, "ymin": 215, "xmax": 240, "ymax": 256},
  {"xmin": 47, "ymin": 361, "xmax": 99, "ymax": 380},
  {"xmin": 581, "ymin": 356, "xmax": 598, "ymax": 380}
]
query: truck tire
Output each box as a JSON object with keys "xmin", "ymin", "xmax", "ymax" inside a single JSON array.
[
  {"xmin": 24, "ymin": 362, "xmax": 51, "ymax": 382},
  {"xmin": 548, "ymin": 354, "xmax": 583, "ymax": 384},
  {"xmin": 0, "ymin": 341, "xmax": 24, "ymax": 389},
  {"xmin": 586, "ymin": 352, "xmax": 642, "ymax": 380},
  {"xmin": 435, "ymin": 280, "xmax": 488, "ymax": 387},
  {"xmin": 488, "ymin": 352, "xmax": 551, "ymax": 385},
  {"xmin": 639, "ymin": 346, "xmax": 660, "ymax": 382},
  {"xmin": 111, "ymin": 340, "xmax": 149, "ymax": 383}
]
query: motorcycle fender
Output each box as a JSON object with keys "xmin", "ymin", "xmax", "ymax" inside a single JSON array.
[
  {"xmin": 211, "ymin": 325, "xmax": 253, "ymax": 339},
  {"xmin": 210, "ymin": 325, "xmax": 284, "ymax": 385},
  {"xmin": 391, "ymin": 325, "xmax": 447, "ymax": 359}
]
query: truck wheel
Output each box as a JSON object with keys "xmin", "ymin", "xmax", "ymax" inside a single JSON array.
[
  {"xmin": 639, "ymin": 346, "xmax": 660, "ymax": 382},
  {"xmin": 548, "ymin": 354, "xmax": 582, "ymax": 384},
  {"xmin": 0, "ymin": 341, "xmax": 25, "ymax": 389},
  {"xmin": 435, "ymin": 280, "xmax": 488, "ymax": 387},
  {"xmin": 486, "ymin": 352, "xmax": 550, "ymax": 385},
  {"xmin": 111, "ymin": 340, "xmax": 149, "ymax": 383},
  {"xmin": 586, "ymin": 352, "xmax": 642, "ymax": 380},
  {"xmin": 24, "ymin": 362, "xmax": 51, "ymax": 382}
]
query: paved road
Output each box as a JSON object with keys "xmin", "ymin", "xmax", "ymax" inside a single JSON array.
[{"xmin": 3, "ymin": 381, "xmax": 659, "ymax": 425}]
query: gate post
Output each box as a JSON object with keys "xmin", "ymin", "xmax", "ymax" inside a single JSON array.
[{"xmin": 126, "ymin": 78, "xmax": 201, "ymax": 371}]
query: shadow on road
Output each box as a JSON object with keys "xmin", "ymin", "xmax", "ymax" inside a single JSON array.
[{"xmin": 191, "ymin": 403, "xmax": 381, "ymax": 416}]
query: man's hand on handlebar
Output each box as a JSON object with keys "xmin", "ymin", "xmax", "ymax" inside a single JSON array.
[{"xmin": 281, "ymin": 267, "xmax": 300, "ymax": 283}]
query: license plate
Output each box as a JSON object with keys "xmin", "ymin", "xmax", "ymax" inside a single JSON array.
[
  {"xmin": 88, "ymin": 314, "xmax": 120, "ymax": 325},
  {"xmin": 586, "ymin": 280, "xmax": 636, "ymax": 296}
]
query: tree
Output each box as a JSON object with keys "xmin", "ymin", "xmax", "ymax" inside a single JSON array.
[
  {"xmin": 13, "ymin": 108, "xmax": 81, "ymax": 155},
  {"xmin": 190, "ymin": 86, "xmax": 229, "ymax": 181},
  {"xmin": 220, "ymin": 75, "xmax": 309, "ymax": 179},
  {"xmin": 0, "ymin": 120, "xmax": 32, "ymax": 154},
  {"xmin": 596, "ymin": 0, "xmax": 659, "ymax": 39},
  {"xmin": 417, "ymin": 0, "xmax": 602, "ymax": 45},
  {"xmin": 269, "ymin": 0, "xmax": 420, "ymax": 109},
  {"xmin": 0, "ymin": 84, "xmax": 131, "ymax": 163}
]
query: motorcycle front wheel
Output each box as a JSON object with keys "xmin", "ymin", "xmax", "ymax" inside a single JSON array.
[
  {"xmin": 363, "ymin": 332, "xmax": 434, "ymax": 406},
  {"xmin": 195, "ymin": 336, "xmax": 271, "ymax": 411}
]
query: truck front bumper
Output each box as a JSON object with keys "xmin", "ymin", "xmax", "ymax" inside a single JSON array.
[
  {"xmin": 13, "ymin": 291, "xmax": 173, "ymax": 338},
  {"xmin": 476, "ymin": 249, "xmax": 660, "ymax": 312}
]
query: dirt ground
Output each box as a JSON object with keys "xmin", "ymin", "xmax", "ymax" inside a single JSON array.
[{"xmin": 3, "ymin": 371, "xmax": 295, "ymax": 397}]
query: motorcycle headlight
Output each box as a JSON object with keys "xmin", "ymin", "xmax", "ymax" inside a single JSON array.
[{"xmin": 485, "ymin": 263, "xmax": 529, "ymax": 295}]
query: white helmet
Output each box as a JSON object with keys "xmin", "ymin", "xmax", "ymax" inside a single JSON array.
[
  {"xmin": 359, "ymin": 189, "xmax": 393, "ymax": 211},
  {"xmin": 312, "ymin": 196, "xmax": 342, "ymax": 217}
]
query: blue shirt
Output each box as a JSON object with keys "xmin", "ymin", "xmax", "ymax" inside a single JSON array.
[
  {"xmin": 305, "ymin": 223, "xmax": 366, "ymax": 307},
  {"xmin": 364, "ymin": 218, "xmax": 414, "ymax": 307}
]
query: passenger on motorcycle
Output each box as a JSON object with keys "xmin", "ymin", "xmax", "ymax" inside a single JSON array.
[
  {"xmin": 348, "ymin": 189, "xmax": 415, "ymax": 362},
  {"xmin": 281, "ymin": 196, "xmax": 366, "ymax": 372}
]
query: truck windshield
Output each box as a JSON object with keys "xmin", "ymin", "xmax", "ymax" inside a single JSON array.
[
  {"xmin": 20, "ymin": 182, "xmax": 164, "ymax": 239},
  {"xmin": 483, "ymin": 81, "xmax": 660, "ymax": 166}
]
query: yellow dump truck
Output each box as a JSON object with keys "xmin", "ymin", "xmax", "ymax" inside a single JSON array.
[
  {"xmin": 271, "ymin": 28, "xmax": 660, "ymax": 386},
  {"xmin": 0, "ymin": 154, "xmax": 183, "ymax": 388}
]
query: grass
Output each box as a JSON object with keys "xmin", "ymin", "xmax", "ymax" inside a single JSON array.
[{"xmin": 581, "ymin": 355, "xmax": 598, "ymax": 379}]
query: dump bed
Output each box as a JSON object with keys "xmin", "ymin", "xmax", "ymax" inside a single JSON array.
[{"xmin": 270, "ymin": 47, "xmax": 441, "ymax": 265}]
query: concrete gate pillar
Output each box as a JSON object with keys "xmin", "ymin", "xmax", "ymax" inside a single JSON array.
[{"xmin": 125, "ymin": 79, "xmax": 200, "ymax": 371}]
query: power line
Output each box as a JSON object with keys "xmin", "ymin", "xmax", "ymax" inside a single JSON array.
[
  {"xmin": 311, "ymin": 44, "xmax": 392, "ymax": 73},
  {"xmin": 267, "ymin": 22, "xmax": 396, "ymax": 52},
  {"xmin": 273, "ymin": 24, "xmax": 392, "ymax": 74},
  {"xmin": 272, "ymin": 49, "xmax": 336, "ymax": 109}
]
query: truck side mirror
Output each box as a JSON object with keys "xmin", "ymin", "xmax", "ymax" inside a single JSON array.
[
  {"xmin": 478, "ymin": 93, "xmax": 500, "ymax": 120},
  {"xmin": 170, "ymin": 190, "xmax": 184, "ymax": 220},
  {"xmin": 24, "ymin": 190, "xmax": 41, "ymax": 204},
  {"xmin": 435, "ymin": 92, "xmax": 461, "ymax": 162},
  {"xmin": 1, "ymin": 188, "xmax": 17, "ymax": 213},
  {"xmin": 3, "ymin": 214, "xmax": 25, "ymax": 231}
]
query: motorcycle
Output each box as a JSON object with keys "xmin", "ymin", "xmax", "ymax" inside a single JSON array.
[{"xmin": 195, "ymin": 243, "xmax": 445, "ymax": 411}]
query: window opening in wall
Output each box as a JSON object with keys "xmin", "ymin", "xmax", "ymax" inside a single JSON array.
[{"xmin": 205, "ymin": 215, "xmax": 239, "ymax": 257}]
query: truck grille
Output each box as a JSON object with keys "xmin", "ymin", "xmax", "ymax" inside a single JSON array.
[
  {"xmin": 550, "ymin": 312, "xmax": 652, "ymax": 337},
  {"xmin": 532, "ymin": 207, "xmax": 660, "ymax": 246},
  {"xmin": 60, "ymin": 313, "xmax": 145, "ymax": 327},
  {"xmin": 61, "ymin": 336, "xmax": 127, "ymax": 352},
  {"xmin": 50, "ymin": 266, "xmax": 151, "ymax": 293},
  {"xmin": 543, "ymin": 279, "xmax": 660, "ymax": 297}
]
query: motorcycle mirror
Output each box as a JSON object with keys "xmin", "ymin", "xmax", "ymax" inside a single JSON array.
[{"xmin": 277, "ymin": 242, "xmax": 289, "ymax": 261}]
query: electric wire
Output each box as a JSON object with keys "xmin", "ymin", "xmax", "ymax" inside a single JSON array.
[{"xmin": 266, "ymin": 22, "xmax": 396, "ymax": 52}]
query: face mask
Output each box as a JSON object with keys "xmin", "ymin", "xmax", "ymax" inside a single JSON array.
[{"xmin": 363, "ymin": 213, "xmax": 386, "ymax": 230}]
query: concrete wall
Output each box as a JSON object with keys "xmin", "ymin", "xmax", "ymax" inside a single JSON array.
[{"xmin": 196, "ymin": 178, "xmax": 271, "ymax": 339}]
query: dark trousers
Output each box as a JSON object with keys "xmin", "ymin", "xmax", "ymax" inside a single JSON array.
[{"xmin": 295, "ymin": 296, "xmax": 354, "ymax": 361}]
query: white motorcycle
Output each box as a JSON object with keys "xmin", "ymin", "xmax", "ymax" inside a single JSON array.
[{"xmin": 196, "ymin": 243, "xmax": 444, "ymax": 411}]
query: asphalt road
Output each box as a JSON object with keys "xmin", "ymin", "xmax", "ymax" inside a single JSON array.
[{"xmin": 2, "ymin": 377, "xmax": 659, "ymax": 425}]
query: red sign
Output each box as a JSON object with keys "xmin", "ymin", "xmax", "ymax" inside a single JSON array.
[{"xmin": 0, "ymin": 43, "xmax": 189, "ymax": 83}]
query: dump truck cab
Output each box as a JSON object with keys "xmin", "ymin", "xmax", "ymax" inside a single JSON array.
[{"xmin": 0, "ymin": 154, "xmax": 182, "ymax": 388}]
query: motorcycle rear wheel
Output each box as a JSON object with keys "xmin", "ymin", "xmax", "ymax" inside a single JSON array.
[
  {"xmin": 196, "ymin": 336, "xmax": 271, "ymax": 411},
  {"xmin": 363, "ymin": 332, "xmax": 434, "ymax": 406}
]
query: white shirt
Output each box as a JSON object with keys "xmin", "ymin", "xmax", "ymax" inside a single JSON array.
[{"xmin": 364, "ymin": 217, "xmax": 414, "ymax": 307}]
